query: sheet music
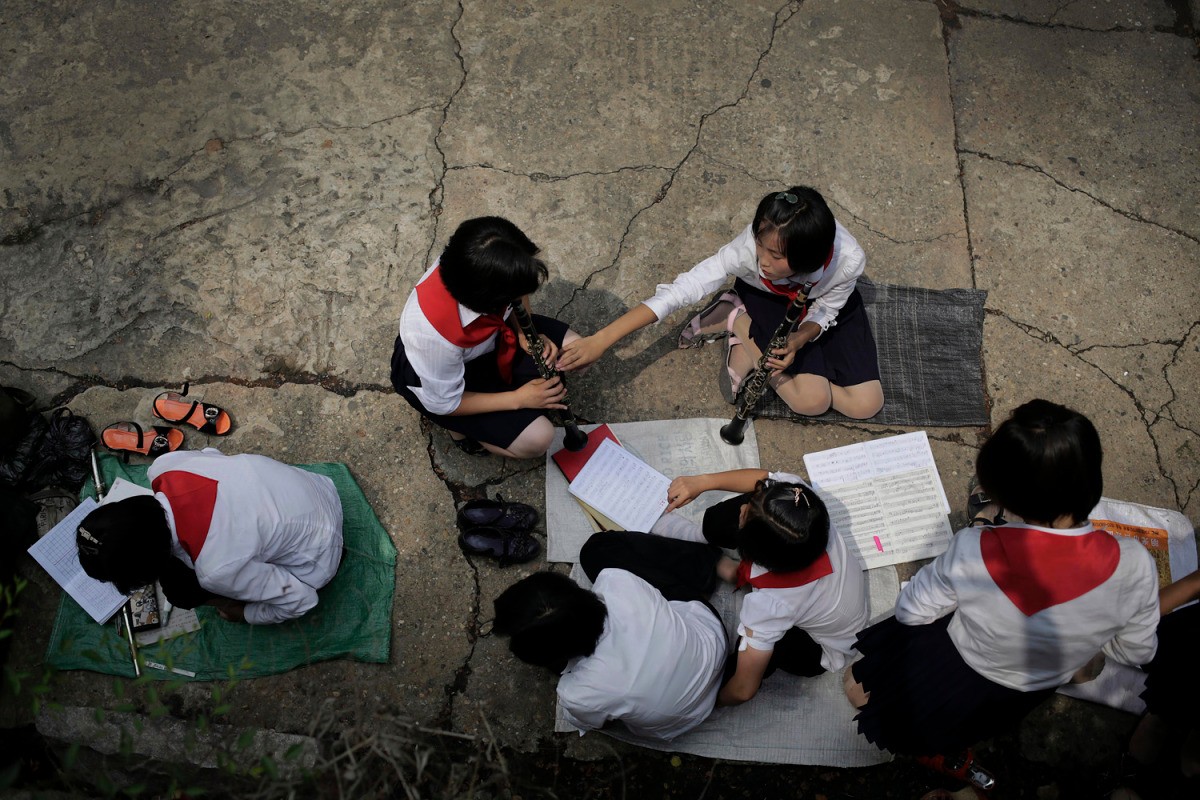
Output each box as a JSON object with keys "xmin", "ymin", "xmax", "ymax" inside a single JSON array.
[
  {"xmin": 28, "ymin": 498, "xmax": 129, "ymax": 623},
  {"xmin": 820, "ymin": 467, "xmax": 954, "ymax": 569},
  {"xmin": 568, "ymin": 439, "xmax": 670, "ymax": 533},
  {"xmin": 803, "ymin": 431, "xmax": 950, "ymax": 513}
]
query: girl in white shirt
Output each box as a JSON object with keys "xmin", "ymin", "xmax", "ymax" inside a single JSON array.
[
  {"xmin": 391, "ymin": 217, "xmax": 581, "ymax": 459},
  {"xmin": 843, "ymin": 400, "xmax": 1159, "ymax": 789},
  {"xmin": 557, "ymin": 187, "xmax": 883, "ymax": 419},
  {"xmin": 647, "ymin": 468, "xmax": 868, "ymax": 707}
]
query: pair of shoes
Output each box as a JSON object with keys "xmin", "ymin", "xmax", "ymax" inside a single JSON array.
[
  {"xmin": 457, "ymin": 496, "xmax": 539, "ymax": 532},
  {"xmin": 916, "ymin": 750, "xmax": 996, "ymax": 793},
  {"xmin": 152, "ymin": 382, "xmax": 233, "ymax": 435},
  {"xmin": 457, "ymin": 526, "xmax": 541, "ymax": 566},
  {"xmin": 456, "ymin": 496, "xmax": 541, "ymax": 566},
  {"xmin": 966, "ymin": 481, "xmax": 1006, "ymax": 527},
  {"xmin": 101, "ymin": 383, "xmax": 234, "ymax": 462}
]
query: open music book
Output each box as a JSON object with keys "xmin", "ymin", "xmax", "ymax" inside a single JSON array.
[
  {"xmin": 804, "ymin": 431, "xmax": 953, "ymax": 570},
  {"xmin": 563, "ymin": 438, "xmax": 671, "ymax": 533}
]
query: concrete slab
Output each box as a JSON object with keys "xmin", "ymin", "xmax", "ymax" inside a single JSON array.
[
  {"xmin": 950, "ymin": 14, "xmax": 1199, "ymax": 238},
  {"xmin": 2, "ymin": 0, "xmax": 1198, "ymax": 794}
]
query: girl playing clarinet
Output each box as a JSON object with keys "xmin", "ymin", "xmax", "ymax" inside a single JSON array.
[
  {"xmin": 390, "ymin": 216, "xmax": 581, "ymax": 459},
  {"xmin": 557, "ymin": 186, "xmax": 883, "ymax": 419}
]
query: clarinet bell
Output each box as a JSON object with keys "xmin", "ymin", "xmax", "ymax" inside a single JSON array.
[
  {"xmin": 719, "ymin": 416, "xmax": 749, "ymax": 446},
  {"xmin": 562, "ymin": 423, "xmax": 589, "ymax": 452}
]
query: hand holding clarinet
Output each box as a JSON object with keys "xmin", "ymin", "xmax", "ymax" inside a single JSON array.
[{"xmin": 510, "ymin": 301, "xmax": 589, "ymax": 451}]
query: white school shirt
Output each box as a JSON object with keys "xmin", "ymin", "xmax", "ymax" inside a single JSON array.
[
  {"xmin": 895, "ymin": 522, "xmax": 1160, "ymax": 691},
  {"xmin": 148, "ymin": 448, "xmax": 344, "ymax": 625},
  {"xmin": 397, "ymin": 262, "xmax": 514, "ymax": 415},
  {"xmin": 556, "ymin": 569, "xmax": 727, "ymax": 742},
  {"xmin": 640, "ymin": 222, "xmax": 866, "ymax": 333},
  {"xmin": 650, "ymin": 471, "xmax": 869, "ymax": 672}
]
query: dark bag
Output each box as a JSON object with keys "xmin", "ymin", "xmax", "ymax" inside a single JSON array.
[{"xmin": 0, "ymin": 403, "xmax": 96, "ymax": 492}]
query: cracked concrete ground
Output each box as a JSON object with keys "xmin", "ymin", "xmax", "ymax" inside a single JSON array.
[{"xmin": 2, "ymin": 0, "xmax": 1197, "ymax": 794}]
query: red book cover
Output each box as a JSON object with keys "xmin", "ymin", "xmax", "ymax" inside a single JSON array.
[{"xmin": 551, "ymin": 424, "xmax": 620, "ymax": 482}]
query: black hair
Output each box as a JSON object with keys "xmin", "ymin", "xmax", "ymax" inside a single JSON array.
[
  {"xmin": 976, "ymin": 399, "xmax": 1102, "ymax": 526},
  {"xmin": 437, "ymin": 216, "xmax": 549, "ymax": 315},
  {"xmin": 76, "ymin": 496, "xmax": 172, "ymax": 595},
  {"xmin": 752, "ymin": 186, "xmax": 836, "ymax": 274},
  {"xmin": 492, "ymin": 572, "xmax": 607, "ymax": 674},
  {"xmin": 738, "ymin": 480, "xmax": 830, "ymax": 572}
]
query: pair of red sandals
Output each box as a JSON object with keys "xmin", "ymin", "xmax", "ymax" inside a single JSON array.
[{"xmin": 101, "ymin": 383, "xmax": 233, "ymax": 460}]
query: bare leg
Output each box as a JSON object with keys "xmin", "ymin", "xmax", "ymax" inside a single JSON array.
[
  {"xmin": 482, "ymin": 416, "xmax": 556, "ymax": 459},
  {"xmin": 843, "ymin": 665, "xmax": 870, "ymax": 708}
]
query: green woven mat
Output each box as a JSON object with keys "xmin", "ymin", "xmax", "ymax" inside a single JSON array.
[{"xmin": 45, "ymin": 454, "xmax": 396, "ymax": 680}]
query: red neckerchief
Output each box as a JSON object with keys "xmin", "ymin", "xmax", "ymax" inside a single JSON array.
[
  {"xmin": 980, "ymin": 525, "xmax": 1120, "ymax": 616},
  {"xmin": 761, "ymin": 246, "xmax": 834, "ymax": 302},
  {"xmin": 415, "ymin": 264, "xmax": 518, "ymax": 383},
  {"xmin": 735, "ymin": 551, "xmax": 834, "ymax": 589},
  {"xmin": 151, "ymin": 471, "xmax": 219, "ymax": 562}
]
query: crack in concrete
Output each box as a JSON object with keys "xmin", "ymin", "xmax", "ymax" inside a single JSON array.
[
  {"xmin": 987, "ymin": 309, "xmax": 1193, "ymax": 509},
  {"xmin": 691, "ymin": 151, "xmax": 965, "ymax": 248},
  {"xmin": 936, "ymin": 2, "xmax": 979, "ymax": 294},
  {"xmin": 0, "ymin": 361, "xmax": 393, "ymax": 408},
  {"xmin": 423, "ymin": 1, "xmax": 468, "ymax": 270},
  {"xmin": 936, "ymin": 0, "xmax": 1196, "ymax": 37},
  {"xmin": 960, "ymin": 150, "xmax": 1199, "ymax": 245},
  {"xmin": 2, "ymin": 104, "xmax": 439, "ymax": 247},
  {"xmin": 555, "ymin": 0, "xmax": 804, "ymax": 315},
  {"xmin": 446, "ymin": 162, "xmax": 672, "ymax": 183}
]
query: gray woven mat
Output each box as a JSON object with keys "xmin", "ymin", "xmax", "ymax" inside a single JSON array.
[{"xmin": 748, "ymin": 279, "xmax": 988, "ymax": 427}]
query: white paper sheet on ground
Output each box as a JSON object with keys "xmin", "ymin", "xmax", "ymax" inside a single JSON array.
[
  {"xmin": 804, "ymin": 432, "xmax": 953, "ymax": 569},
  {"xmin": 545, "ymin": 419, "xmax": 761, "ymax": 563},
  {"xmin": 555, "ymin": 564, "xmax": 899, "ymax": 767},
  {"xmin": 567, "ymin": 439, "xmax": 671, "ymax": 533},
  {"xmin": 1057, "ymin": 497, "xmax": 1198, "ymax": 714},
  {"xmin": 28, "ymin": 497, "xmax": 129, "ymax": 624}
]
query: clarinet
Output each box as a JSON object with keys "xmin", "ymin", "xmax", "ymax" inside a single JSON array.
[
  {"xmin": 720, "ymin": 291, "xmax": 810, "ymax": 446},
  {"xmin": 510, "ymin": 304, "xmax": 589, "ymax": 451}
]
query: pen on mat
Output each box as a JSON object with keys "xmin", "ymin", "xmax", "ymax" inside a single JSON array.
[
  {"xmin": 92, "ymin": 448, "xmax": 142, "ymax": 678},
  {"xmin": 144, "ymin": 660, "xmax": 196, "ymax": 678}
]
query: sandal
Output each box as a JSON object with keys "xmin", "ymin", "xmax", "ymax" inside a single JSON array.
[
  {"xmin": 153, "ymin": 382, "xmax": 233, "ymax": 435},
  {"xmin": 966, "ymin": 482, "xmax": 1006, "ymax": 527},
  {"xmin": 101, "ymin": 422, "xmax": 184, "ymax": 462}
]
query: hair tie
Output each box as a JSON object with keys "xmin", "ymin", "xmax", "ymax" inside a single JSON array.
[
  {"xmin": 793, "ymin": 487, "xmax": 810, "ymax": 508},
  {"xmin": 77, "ymin": 526, "xmax": 102, "ymax": 555},
  {"xmin": 775, "ymin": 191, "xmax": 798, "ymax": 204}
]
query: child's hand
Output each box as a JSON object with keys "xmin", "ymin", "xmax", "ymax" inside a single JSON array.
[
  {"xmin": 666, "ymin": 475, "xmax": 708, "ymax": 511},
  {"xmin": 766, "ymin": 343, "xmax": 798, "ymax": 374},
  {"xmin": 514, "ymin": 376, "xmax": 568, "ymax": 410},
  {"xmin": 557, "ymin": 335, "xmax": 607, "ymax": 372},
  {"xmin": 533, "ymin": 334, "xmax": 559, "ymax": 366}
]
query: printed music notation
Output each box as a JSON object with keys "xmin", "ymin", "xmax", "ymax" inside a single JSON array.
[
  {"xmin": 804, "ymin": 433, "xmax": 953, "ymax": 570},
  {"xmin": 568, "ymin": 438, "xmax": 671, "ymax": 533}
]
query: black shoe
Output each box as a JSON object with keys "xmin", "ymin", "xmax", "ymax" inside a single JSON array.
[
  {"xmin": 452, "ymin": 436, "xmax": 488, "ymax": 456},
  {"xmin": 456, "ymin": 496, "xmax": 538, "ymax": 533},
  {"xmin": 457, "ymin": 526, "xmax": 541, "ymax": 566}
]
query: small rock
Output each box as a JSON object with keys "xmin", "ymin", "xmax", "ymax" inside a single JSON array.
[{"xmin": 205, "ymin": 138, "xmax": 224, "ymax": 153}]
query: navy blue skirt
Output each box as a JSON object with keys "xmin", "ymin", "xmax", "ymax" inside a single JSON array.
[
  {"xmin": 1141, "ymin": 602, "xmax": 1200, "ymax": 724},
  {"xmin": 851, "ymin": 614, "xmax": 1053, "ymax": 756},
  {"xmin": 734, "ymin": 279, "xmax": 880, "ymax": 387},
  {"xmin": 390, "ymin": 314, "xmax": 570, "ymax": 449}
]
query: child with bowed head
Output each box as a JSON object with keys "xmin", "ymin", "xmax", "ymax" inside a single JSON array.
[{"xmin": 391, "ymin": 216, "xmax": 581, "ymax": 460}]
